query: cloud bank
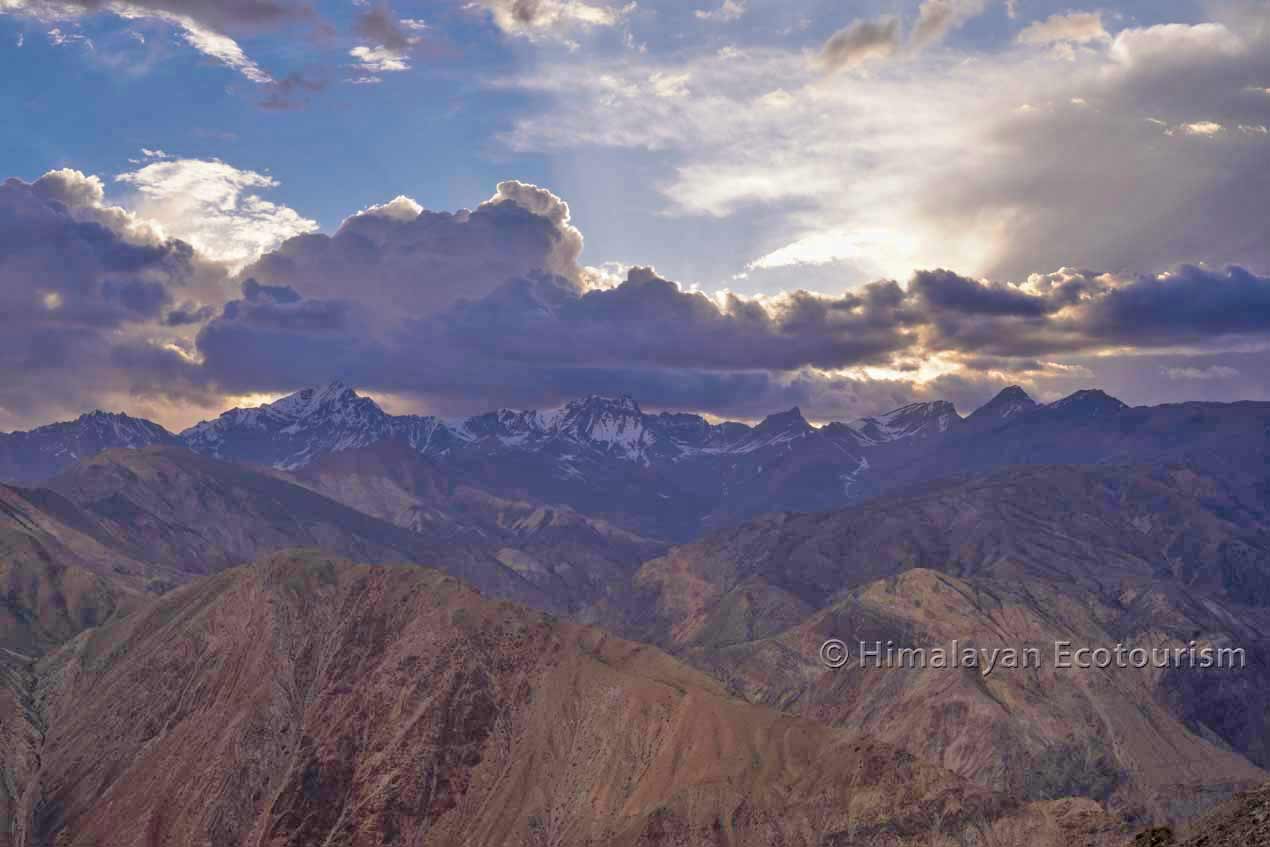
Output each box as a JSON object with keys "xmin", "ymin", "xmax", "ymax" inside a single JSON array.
[{"xmin": 3, "ymin": 164, "xmax": 1270, "ymax": 429}]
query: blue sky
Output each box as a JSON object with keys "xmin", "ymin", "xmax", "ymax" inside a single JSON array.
[
  {"xmin": 2, "ymin": 0, "xmax": 1269, "ymax": 429},
  {"xmin": 3, "ymin": 0, "xmax": 1223, "ymax": 282}
]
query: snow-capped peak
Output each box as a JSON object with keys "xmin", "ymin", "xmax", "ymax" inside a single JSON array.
[
  {"xmin": 845, "ymin": 400, "xmax": 961, "ymax": 445},
  {"xmin": 724, "ymin": 407, "xmax": 813, "ymax": 454},
  {"xmin": 547, "ymin": 395, "xmax": 649, "ymax": 455},
  {"xmin": 269, "ymin": 381, "xmax": 362, "ymax": 419},
  {"xmin": 179, "ymin": 382, "xmax": 400, "ymax": 465}
]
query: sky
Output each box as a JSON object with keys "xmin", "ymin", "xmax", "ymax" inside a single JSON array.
[{"xmin": 2, "ymin": 0, "xmax": 1269, "ymax": 431}]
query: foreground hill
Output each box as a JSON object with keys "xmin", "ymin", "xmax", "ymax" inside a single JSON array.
[{"xmin": 7, "ymin": 552, "xmax": 1126, "ymax": 847}]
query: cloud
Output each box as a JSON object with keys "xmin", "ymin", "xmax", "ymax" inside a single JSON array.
[
  {"xmin": 0, "ymin": 171, "xmax": 230, "ymax": 428},
  {"xmin": 350, "ymin": 44, "xmax": 410, "ymax": 73},
  {"xmin": 500, "ymin": 6, "xmax": 1270, "ymax": 286},
  {"xmin": 47, "ymin": 25, "xmax": 93, "ymax": 47},
  {"xmin": 191, "ymin": 266, "xmax": 917, "ymax": 415},
  {"xmin": 910, "ymin": 0, "xmax": 989, "ymax": 50},
  {"xmin": 1078, "ymin": 265, "xmax": 1270, "ymax": 345},
  {"xmin": 347, "ymin": 5, "xmax": 427, "ymax": 79},
  {"xmin": 2, "ymin": 0, "xmax": 306, "ymax": 83},
  {"xmin": 1164, "ymin": 365, "xmax": 1239, "ymax": 380},
  {"xmin": 1172, "ymin": 121, "xmax": 1224, "ymax": 136},
  {"xmin": 238, "ymin": 180, "xmax": 585, "ymax": 319},
  {"xmin": 466, "ymin": 0, "xmax": 632, "ymax": 40},
  {"xmin": 114, "ymin": 157, "xmax": 318, "ymax": 269},
  {"xmin": 820, "ymin": 17, "xmax": 901, "ymax": 71},
  {"xmin": 7, "ymin": 166, "xmax": 1270, "ymax": 427},
  {"xmin": 1017, "ymin": 11, "xmax": 1108, "ymax": 46},
  {"xmin": 165, "ymin": 14, "xmax": 273, "ymax": 82},
  {"xmin": 188, "ymin": 183, "xmax": 1270, "ymax": 418},
  {"xmin": 1, "ymin": 0, "xmax": 308, "ymax": 33},
  {"xmin": 355, "ymin": 3, "xmax": 414, "ymax": 50},
  {"xmin": 695, "ymin": 0, "xmax": 743, "ymax": 23},
  {"xmin": 259, "ymin": 71, "xmax": 327, "ymax": 110}
]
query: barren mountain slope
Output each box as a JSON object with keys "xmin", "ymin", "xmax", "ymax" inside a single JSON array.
[
  {"xmin": 0, "ymin": 412, "xmax": 178, "ymax": 485},
  {"xmin": 0, "ymin": 485, "xmax": 143, "ymax": 653},
  {"xmin": 285, "ymin": 440, "xmax": 667, "ymax": 615},
  {"xmin": 40, "ymin": 446, "xmax": 557, "ymax": 609},
  {"xmin": 632, "ymin": 464, "xmax": 1270, "ymax": 642},
  {"xmin": 626, "ymin": 464, "xmax": 1270, "ymax": 824},
  {"xmin": 12, "ymin": 552, "xmax": 1126, "ymax": 847},
  {"xmin": 691, "ymin": 568, "xmax": 1266, "ymax": 824}
]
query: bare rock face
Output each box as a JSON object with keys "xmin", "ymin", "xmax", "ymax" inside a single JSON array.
[{"xmin": 13, "ymin": 552, "xmax": 1124, "ymax": 847}]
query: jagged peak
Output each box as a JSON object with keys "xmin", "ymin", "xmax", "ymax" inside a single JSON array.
[
  {"xmin": 969, "ymin": 386, "xmax": 1037, "ymax": 420},
  {"xmin": 560, "ymin": 394, "xmax": 643, "ymax": 415},
  {"xmin": 39, "ymin": 410, "xmax": 165, "ymax": 432},
  {"xmin": 883, "ymin": 400, "xmax": 959, "ymax": 417},
  {"xmin": 269, "ymin": 381, "xmax": 366, "ymax": 415},
  {"xmin": 754, "ymin": 407, "xmax": 812, "ymax": 433},
  {"xmin": 1047, "ymin": 389, "xmax": 1128, "ymax": 415},
  {"xmin": 842, "ymin": 399, "xmax": 960, "ymax": 444}
]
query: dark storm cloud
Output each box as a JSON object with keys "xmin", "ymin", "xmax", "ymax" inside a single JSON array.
[
  {"xmin": 242, "ymin": 278, "xmax": 301, "ymax": 304},
  {"xmin": 820, "ymin": 17, "xmax": 900, "ymax": 71},
  {"xmin": 188, "ymin": 241, "xmax": 1270, "ymax": 419},
  {"xmin": 355, "ymin": 4, "xmax": 412, "ymax": 50},
  {"xmin": 196, "ymin": 296, "xmax": 382, "ymax": 390},
  {"xmin": 26, "ymin": 0, "xmax": 311, "ymax": 31},
  {"xmin": 259, "ymin": 71, "xmax": 328, "ymax": 111},
  {"xmin": 433, "ymin": 268, "xmax": 914, "ymax": 371},
  {"xmin": 240, "ymin": 181, "xmax": 585, "ymax": 318},
  {"xmin": 0, "ymin": 177, "xmax": 193, "ymax": 327},
  {"xmin": 1081, "ymin": 265, "xmax": 1270, "ymax": 344},
  {"xmin": 191, "ymin": 267, "xmax": 916, "ymax": 412},
  {"xmin": 0, "ymin": 173, "xmax": 227, "ymax": 426},
  {"xmin": 910, "ymin": 269, "xmax": 1056, "ymax": 317},
  {"xmin": 903, "ymin": 266, "xmax": 1270, "ymax": 358},
  {"xmin": 164, "ymin": 302, "xmax": 218, "ymax": 326},
  {"xmin": 7, "ymin": 165, "xmax": 1270, "ymax": 428}
]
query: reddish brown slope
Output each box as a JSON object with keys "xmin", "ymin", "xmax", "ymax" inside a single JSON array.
[
  {"xmin": 626, "ymin": 465, "xmax": 1270, "ymax": 825},
  {"xmin": 15, "ymin": 552, "xmax": 1124, "ymax": 847},
  {"xmin": 0, "ymin": 485, "xmax": 142, "ymax": 654}
]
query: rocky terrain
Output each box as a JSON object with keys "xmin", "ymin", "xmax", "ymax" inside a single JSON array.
[
  {"xmin": 1132, "ymin": 782, "xmax": 1270, "ymax": 845},
  {"xmin": 1, "ymin": 383, "xmax": 1268, "ymax": 843},
  {"xmin": 626, "ymin": 464, "xmax": 1270, "ymax": 823},
  {"xmin": 5, "ymin": 551, "xmax": 1129, "ymax": 847}
]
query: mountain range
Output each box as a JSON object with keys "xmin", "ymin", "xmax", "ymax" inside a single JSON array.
[
  {"xmin": 7, "ymin": 381, "xmax": 1268, "ymax": 543},
  {"xmin": 3, "ymin": 381, "xmax": 1270, "ymax": 844}
]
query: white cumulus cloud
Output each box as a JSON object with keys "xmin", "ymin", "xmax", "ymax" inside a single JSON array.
[{"xmin": 114, "ymin": 158, "xmax": 318, "ymax": 269}]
